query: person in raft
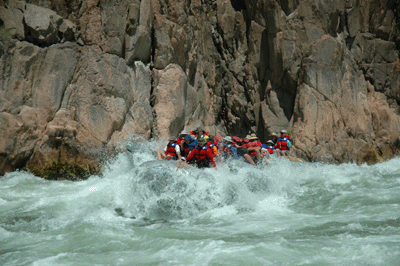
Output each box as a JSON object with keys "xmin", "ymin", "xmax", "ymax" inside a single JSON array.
[
  {"xmin": 191, "ymin": 127, "xmax": 209, "ymax": 139},
  {"xmin": 243, "ymin": 133, "xmax": 262, "ymax": 165},
  {"xmin": 197, "ymin": 127, "xmax": 209, "ymax": 141},
  {"xmin": 176, "ymin": 130, "xmax": 189, "ymax": 157},
  {"xmin": 276, "ymin": 130, "xmax": 292, "ymax": 157},
  {"xmin": 206, "ymin": 136, "xmax": 222, "ymax": 163},
  {"xmin": 176, "ymin": 130, "xmax": 188, "ymax": 146},
  {"xmin": 220, "ymin": 136, "xmax": 239, "ymax": 160},
  {"xmin": 181, "ymin": 134, "xmax": 198, "ymax": 158},
  {"xmin": 157, "ymin": 136, "xmax": 182, "ymax": 161},
  {"xmin": 261, "ymin": 140, "xmax": 275, "ymax": 159},
  {"xmin": 232, "ymin": 136, "xmax": 249, "ymax": 158},
  {"xmin": 186, "ymin": 137, "xmax": 216, "ymax": 169},
  {"xmin": 270, "ymin": 132, "xmax": 279, "ymax": 145}
]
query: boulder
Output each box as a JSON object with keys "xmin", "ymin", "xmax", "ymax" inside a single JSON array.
[
  {"xmin": 24, "ymin": 4, "xmax": 63, "ymax": 45},
  {"xmin": 0, "ymin": 6, "xmax": 24, "ymax": 40}
]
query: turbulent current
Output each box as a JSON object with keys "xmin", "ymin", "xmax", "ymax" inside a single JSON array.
[{"xmin": 1, "ymin": 141, "xmax": 400, "ymax": 265}]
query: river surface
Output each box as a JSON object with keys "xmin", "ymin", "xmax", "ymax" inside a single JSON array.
[{"xmin": 1, "ymin": 142, "xmax": 400, "ymax": 265}]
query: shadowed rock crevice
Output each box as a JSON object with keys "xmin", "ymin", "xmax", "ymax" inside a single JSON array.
[
  {"xmin": 276, "ymin": 71, "xmax": 297, "ymax": 121},
  {"xmin": 230, "ymin": 0, "xmax": 247, "ymax": 12},
  {"xmin": 149, "ymin": 24, "xmax": 157, "ymax": 139},
  {"xmin": 278, "ymin": 0, "xmax": 299, "ymax": 16}
]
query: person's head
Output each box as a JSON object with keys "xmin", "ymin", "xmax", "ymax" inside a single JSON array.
[
  {"xmin": 271, "ymin": 132, "xmax": 278, "ymax": 139},
  {"xmin": 184, "ymin": 134, "xmax": 192, "ymax": 143},
  {"xmin": 179, "ymin": 130, "xmax": 188, "ymax": 136},
  {"xmin": 267, "ymin": 140, "xmax": 274, "ymax": 145},
  {"xmin": 280, "ymin": 130, "xmax": 287, "ymax": 136},
  {"xmin": 249, "ymin": 133, "xmax": 259, "ymax": 142},
  {"xmin": 169, "ymin": 136, "xmax": 176, "ymax": 143},
  {"xmin": 198, "ymin": 137, "xmax": 207, "ymax": 146},
  {"xmin": 224, "ymin": 136, "xmax": 233, "ymax": 143}
]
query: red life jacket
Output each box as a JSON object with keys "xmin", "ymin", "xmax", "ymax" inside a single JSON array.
[
  {"xmin": 220, "ymin": 145, "xmax": 229, "ymax": 152},
  {"xmin": 247, "ymin": 140, "xmax": 261, "ymax": 156},
  {"xmin": 184, "ymin": 147, "xmax": 190, "ymax": 157},
  {"xmin": 276, "ymin": 137, "xmax": 289, "ymax": 150},
  {"xmin": 193, "ymin": 146, "xmax": 209, "ymax": 161},
  {"xmin": 266, "ymin": 145, "xmax": 275, "ymax": 154},
  {"xmin": 166, "ymin": 143, "xmax": 178, "ymax": 157},
  {"xmin": 261, "ymin": 144, "xmax": 274, "ymax": 157},
  {"xmin": 232, "ymin": 136, "xmax": 242, "ymax": 143},
  {"xmin": 186, "ymin": 145, "xmax": 216, "ymax": 167}
]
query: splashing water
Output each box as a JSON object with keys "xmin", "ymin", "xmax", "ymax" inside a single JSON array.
[{"xmin": 1, "ymin": 140, "xmax": 400, "ymax": 265}]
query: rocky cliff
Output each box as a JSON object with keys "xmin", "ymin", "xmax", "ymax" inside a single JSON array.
[{"xmin": 1, "ymin": 0, "xmax": 400, "ymax": 176}]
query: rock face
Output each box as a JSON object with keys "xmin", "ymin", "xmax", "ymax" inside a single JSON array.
[{"xmin": 1, "ymin": 0, "xmax": 399, "ymax": 175}]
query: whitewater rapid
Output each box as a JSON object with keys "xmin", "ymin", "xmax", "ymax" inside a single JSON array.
[{"xmin": 1, "ymin": 141, "xmax": 400, "ymax": 265}]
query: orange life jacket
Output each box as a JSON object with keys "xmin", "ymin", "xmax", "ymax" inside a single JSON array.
[{"xmin": 207, "ymin": 143, "xmax": 219, "ymax": 156}]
